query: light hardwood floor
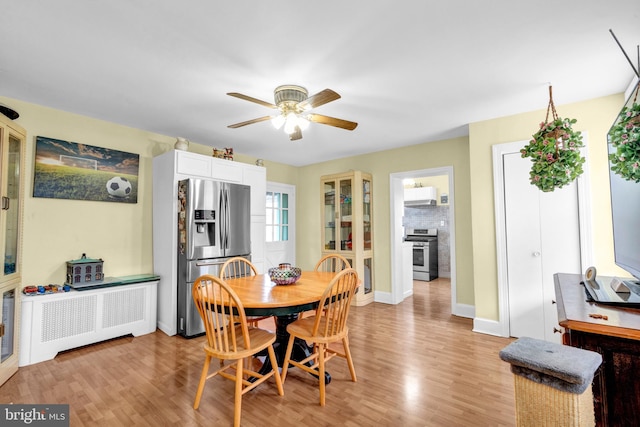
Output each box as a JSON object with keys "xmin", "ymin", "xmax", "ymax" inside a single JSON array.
[{"xmin": 0, "ymin": 278, "xmax": 516, "ymax": 426}]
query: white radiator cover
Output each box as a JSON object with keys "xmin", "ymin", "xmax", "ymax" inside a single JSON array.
[{"xmin": 20, "ymin": 281, "xmax": 158, "ymax": 366}]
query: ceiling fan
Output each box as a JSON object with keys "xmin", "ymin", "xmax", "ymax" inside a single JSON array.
[{"xmin": 227, "ymin": 85, "xmax": 358, "ymax": 141}]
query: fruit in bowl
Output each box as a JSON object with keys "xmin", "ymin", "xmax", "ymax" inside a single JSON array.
[{"xmin": 268, "ymin": 266, "xmax": 302, "ymax": 285}]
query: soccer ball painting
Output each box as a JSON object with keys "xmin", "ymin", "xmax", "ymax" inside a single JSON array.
[{"xmin": 106, "ymin": 176, "xmax": 132, "ymax": 198}]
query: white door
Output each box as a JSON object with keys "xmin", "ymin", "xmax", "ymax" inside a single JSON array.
[
  {"xmin": 265, "ymin": 182, "xmax": 296, "ymax": 269},
  {"xmin": 503, "ymin": 151, "xmax": 581, "ymax": 343}
]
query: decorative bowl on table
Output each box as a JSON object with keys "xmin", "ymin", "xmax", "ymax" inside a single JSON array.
[{"xmin": 268, "ymin": 266, "xmax": 302, "ymax": 285}]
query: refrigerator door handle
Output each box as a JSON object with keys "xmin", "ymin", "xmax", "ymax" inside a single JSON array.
[
  {"xmin": 194, "ymin": 260, "xmax": 225, "ymax": 267},
  {"xmin": 224, "ymin": 187, "xmax": 230, "ymax": 250},
  {"xmin": 219, "ymin": 188, "xmax": 225, "ymax": 253}
]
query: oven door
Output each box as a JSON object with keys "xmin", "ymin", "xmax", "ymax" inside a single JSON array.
[{"xmin": 412, "ymin": 245, "xmax": 429, "ymax": 273}]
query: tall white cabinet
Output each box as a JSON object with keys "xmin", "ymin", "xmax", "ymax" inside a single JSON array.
[
  {"xmin": 502, "ymin": 151, "xmax": 581, "ymax": 343},
  {"xmin": 152, "ymin": 150, "xmax": 266, "ymax": 336},
  {"xmin": 0, "ymin": 114, "xmax": 25, "ymax": 386}
]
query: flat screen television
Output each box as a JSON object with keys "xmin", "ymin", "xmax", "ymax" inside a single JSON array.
[{"xmin": 608, "ymin": 85, "xmax": 640, "ymax": 285}]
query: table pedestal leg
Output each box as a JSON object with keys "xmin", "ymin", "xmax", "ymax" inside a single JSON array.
[{"xmin": 256, "ymin": 314, "xmax": 331, "ymax": 384}]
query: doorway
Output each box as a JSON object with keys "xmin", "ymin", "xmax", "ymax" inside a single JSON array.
[
  {"xmin": 390, "ymin": 167, "xmax": 458, "ymax": 314},
  {"xmin": 493, "ymin": 140, "xmax": 593, "ymax": 339},
  {"xmin": 264, "ymin": 182, "xmax": 296, "ymax": 270}
]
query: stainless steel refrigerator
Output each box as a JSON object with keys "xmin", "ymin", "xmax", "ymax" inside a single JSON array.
[{"xmin": 177, "ymin": 178, "xmax": 251, "ymax": 337}]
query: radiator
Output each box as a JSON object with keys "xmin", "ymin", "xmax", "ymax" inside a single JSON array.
[{"xmin": 20, "ymin": 281, "xmax": 158, "ymax": 366}]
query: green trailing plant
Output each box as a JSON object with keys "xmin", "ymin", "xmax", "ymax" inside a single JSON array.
[
  {"xmin": 608, "ymin": 83, "xmax": 640, "ymax": 182},
  {"xmin": 520, "ymin": 87, "xmax": 585, "ymax": 192}
]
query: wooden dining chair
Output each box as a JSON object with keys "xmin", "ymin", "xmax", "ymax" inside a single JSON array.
[
  {"xmin": 220, "ymin": 257, "xmax": 272, "ymax": 328},
  {"xmin": 314, "ymin": 253, "xmax": 351, "ymax": 273},
  {"xmin": 281, "ymin": 268, "xmax": 359, "ymax": 406},
  {"xmin": 192, "ymin": 274, "xmax": 283, "ymax": 427},
  {"xmin": 300, "ymin": 253, "xmax": 352, "ymax": 319}
]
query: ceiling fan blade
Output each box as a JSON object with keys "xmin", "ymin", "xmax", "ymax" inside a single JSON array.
[
  {"xmin": 298, "ymin": 89, "xmax": 341, "ymax": 110},
  {"xmin": 227, "ymin": 116, "xmax": 273, "ymax": 128},
  {"xmin": 307, "ymin": 113, "xmax": 358, "ymax": 131},
  {"xmin": 227, "ymin": 92, "xmax": 277, "ymax": 109},
  {"xmin": 289, "ymin": 126, "xmax": 303, "ymax": 141}
]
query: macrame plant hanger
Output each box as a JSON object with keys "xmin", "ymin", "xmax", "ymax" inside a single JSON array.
[{"xmin": 544, "ymin": 85, "xmax": 563, "ymax": 159}]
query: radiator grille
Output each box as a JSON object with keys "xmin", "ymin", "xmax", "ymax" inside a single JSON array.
[
  {"xmin": 41, "ymin": 295, "xmax": 98, "ymax": 342},
  {"xmin": 103, "ymin": 287, "xmax": 145, "ymax": 328}
]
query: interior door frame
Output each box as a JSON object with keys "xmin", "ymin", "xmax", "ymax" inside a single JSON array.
[
  {"xmin": 389, "ymin": 166, "xmax": 458, "ymax": 312},
  {"xmin": 492, "ymin": 138, "xmax": 593, "ymax": 337}
]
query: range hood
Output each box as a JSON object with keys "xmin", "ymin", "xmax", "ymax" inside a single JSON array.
[{"xmin": 404, "ymin": 186, "xmax": 437, "ymax": 207}]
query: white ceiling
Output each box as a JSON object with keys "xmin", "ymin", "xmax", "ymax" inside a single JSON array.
[{"xmin": 1, "ymin": 1, "xmax": 639, "ymax": 166}]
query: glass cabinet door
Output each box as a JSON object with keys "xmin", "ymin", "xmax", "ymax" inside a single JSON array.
[
  {"xmin": 0, "ymin": 118, "xmax": 24, "ymax": 386},
  {"xmin": 339, "ymin": 178, "xmax": 352, "ymax": 251},
  {"xmin": 323, "ymin": 180, "xmax": 336, "ymax": 250},
  {"xmin": 2, "ymin": 134, "xmax": 22, "ymax": 278},
  {"xmin": 1, "ymin": 288, "xmax": 15, "ymax": 363},
  {"xmin": 320, "ymin": 171, "xmax": 374, "ymax": 305},
  {"xmin": 363, "ymin": 258, "xmax": 373, "ymax": 294},
  {"xmin": 362, "ymin": 178, "xmax": 371, "ymax": 251}
]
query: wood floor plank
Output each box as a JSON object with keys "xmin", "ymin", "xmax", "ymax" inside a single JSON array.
[{"xmin": 0, "ymin": 279, "xmax": 516, "ymax": 426}]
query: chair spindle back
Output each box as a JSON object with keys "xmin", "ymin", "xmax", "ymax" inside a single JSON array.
[
  {"xmin": 314, "ymin": 254, "xmax": 351, "ymax": 273},
  {"xmin": 192, "ymin": 274, "xmax": 250, "ymax": 353},
  {"xmin": 313, "ymin": 268, "xmax": 359, "ymax": 337}
]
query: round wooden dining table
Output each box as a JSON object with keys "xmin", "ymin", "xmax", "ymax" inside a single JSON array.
[
  {"xmin": 224, "ymin": 270, "xmax": 336, "ymax": 317},
  {"xmin": 224, "ymin": 270, "xmax": 338, "ymax": 383}
]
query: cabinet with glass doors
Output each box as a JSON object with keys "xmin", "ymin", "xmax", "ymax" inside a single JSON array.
[
  {"xmin": 0, "ymin": 114, "xmax": 25, "ymax": 386},
  {"xmin": 321, "ymin": 171, "xmax": 373, "ymax": 305}
]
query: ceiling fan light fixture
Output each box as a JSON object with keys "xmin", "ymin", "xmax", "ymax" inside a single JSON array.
[
  {"xmin": 271, "ymin": 114, "xmax": 285, "ymax": 129},
  {"xmin": 227, "ymin": 85, "xmax": 358, "ymax": 140},
  {"xmin": 274, "ymin": 85, "xmax": 308, "ymax": 105},
  {"xmin": 282, "ymin": 112, "xmax": 310, "ymax": 135},
  {"xmin": 297, "ymin": 115, "xmax": 310, "ymax": 131},
  {"xmin": 283, "ymin": 112, "xmax": 299, "ymax": 134}
]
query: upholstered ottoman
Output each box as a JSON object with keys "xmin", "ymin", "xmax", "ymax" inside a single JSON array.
[{"xmin": 499, "ymin": 337, "xmax": 602, "ymax": 427}]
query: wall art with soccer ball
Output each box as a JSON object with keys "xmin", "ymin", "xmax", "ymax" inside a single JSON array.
[{"xmin": 33, "ymin": 136, "xmax": 139, "ymax": 203}]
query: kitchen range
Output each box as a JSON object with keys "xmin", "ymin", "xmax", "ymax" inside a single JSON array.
[{"xmin": 404, "ymin": 228, "xmax": 438, "ymax": 281}]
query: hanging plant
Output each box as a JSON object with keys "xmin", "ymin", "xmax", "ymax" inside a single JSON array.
[
  {"xmin": 608, "ymin": 81, "xmax": 640, "ymax": 182},
  {"xmin": 520, "ymin": 86, "xmax": 585, "ymax": 192}
]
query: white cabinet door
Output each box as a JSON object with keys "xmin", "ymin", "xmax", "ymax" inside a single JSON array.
[
  {"xmin": 503, "ymin": 151, "xmax": 581, "ymax": 343},
  {"xmin": 211, "ymin": 157, "xmax": 242, "ymax": 183},
  {"xmin": 176, "ymin": 151, "xmax": 212, "ymax": 177},
  {"xmin": 175, "ymin": 151, "xmax": 243, "ymax": 183},
  {"xmin": 243, "ymin": 166, "xmax": 266, "ymax": 215},
  {"xmin": 251, "ymin": 216, "xmax": 266, "ymax": 273}
]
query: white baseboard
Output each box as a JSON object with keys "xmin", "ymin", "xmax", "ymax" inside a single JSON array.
[
  {"xmin": 452, "ymin": 303, "xmax": 475, "ymax": 319},
  {"xmin": 473, "ymin": 317, "xmax": 507, "ymax": 337},
  {"xmin": 374, "ymin": 290, "xmax": 394, "ymax": 304}
]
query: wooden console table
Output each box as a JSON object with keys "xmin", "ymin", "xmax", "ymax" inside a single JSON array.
[{"xmin": 554, "ymin": 273, "xmax": 640, "ymax": 426}]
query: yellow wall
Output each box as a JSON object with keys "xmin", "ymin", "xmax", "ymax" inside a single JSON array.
[
  {"xmin": 468, "ymin": 93, "xmax": 628, "ymax": 321},
  {"xmin": 295, "ymin": 137, "xmax": 474, "ymax": 305},
  {"xmin": 1, "ymin": 96, "xmax": 296, "ymax": 286},
  {"xmin": 3, "ymin": 97, "xmax": 164, "ymax": 285},
  {"xmin": 2, "ymin": 92, "xmax": 626, "ymax": 323}
]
